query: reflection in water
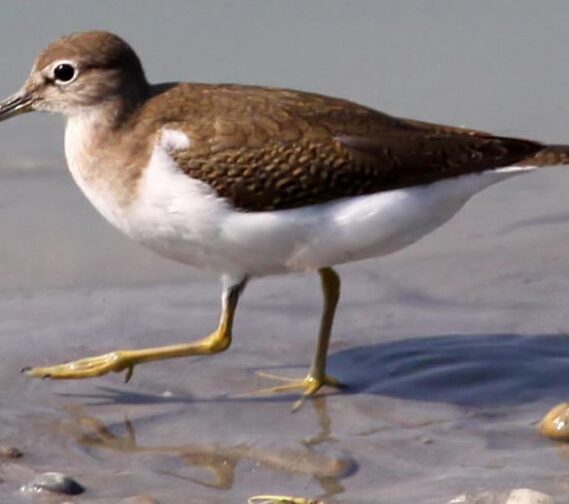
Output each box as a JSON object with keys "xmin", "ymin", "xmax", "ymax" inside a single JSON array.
[
  {"xmin": 302, "ymin": 398, "xmax": 344, "ymax": 498},
  {"xmin": 303, "ymin": 397, "xmax": 334, "ymax": 448},
  {"xmin": 61, "ymin": 399, "xmax": 354, "ymax": 497}
]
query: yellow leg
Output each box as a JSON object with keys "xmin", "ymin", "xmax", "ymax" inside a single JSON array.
[
  {"xmin": 249, "ymin": 267, "xmax": 343, "ymax": 400},
  {"xmin": 23, "ymin": 277, "xmax": 247, "ymax": 382}
]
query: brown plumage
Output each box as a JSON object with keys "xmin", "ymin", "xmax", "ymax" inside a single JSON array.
[{"xmin": 125, "ymin": 82, "xmax": 561, "ymax": 212}]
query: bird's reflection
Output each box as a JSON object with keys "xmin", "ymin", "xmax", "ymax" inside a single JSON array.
[
  {"xmin": 61, "ymin": 398, "xmax": 354, "ymax": 496},
  {"xmin": 302, "ymin": 397, "xmax": 344, "ymax": 498},
  {"xmin": 303, "ymin": 397, "xmax": 334, "ymax": 448}
]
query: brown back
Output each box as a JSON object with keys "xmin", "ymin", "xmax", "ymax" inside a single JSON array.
[{"xmin": 132, "ymin": 83, "xmax": 546, "ymax": 212}]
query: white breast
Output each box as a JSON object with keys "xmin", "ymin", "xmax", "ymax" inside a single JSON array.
[
  {"xmin": 128, "ymin": 129, "xmax": 239, "ymax": 272},
  {"xmin": 65, "ymin": 115, "xmax": 133, "ymax": 234}
]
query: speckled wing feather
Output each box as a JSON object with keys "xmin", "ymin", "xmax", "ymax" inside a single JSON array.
[{"xmin": 148, "ymin": 84, "xmax": 547, "ymax": 212}]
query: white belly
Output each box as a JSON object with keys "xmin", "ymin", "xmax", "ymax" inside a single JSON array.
[
  {"xmin": 218, "ymin": 168, "xmax": 528, "ymax": 275},
  {"xmin": 65, "ymin": 124, "xmax": 534, "ymax": 278},
  {"xmin": 129, "ymin": 149, "xmax": 532, "ymax": 277}
]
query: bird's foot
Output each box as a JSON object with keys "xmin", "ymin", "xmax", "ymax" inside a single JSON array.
[
  {"xmin": 255, "ymin": 371, "xmax": 343, "ymax": 395},
  {"xmin": 236, "ymin": 371, "xmax": 343, "ymax": 410},
  {"xmin": 22, "ymin": 350, "xmax": 137, "ymax": 382}
]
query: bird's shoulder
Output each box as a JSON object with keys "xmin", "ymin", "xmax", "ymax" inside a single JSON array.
[{"xmin": 138, "ymin": 82, "xmax": 398, "ymax": 149}]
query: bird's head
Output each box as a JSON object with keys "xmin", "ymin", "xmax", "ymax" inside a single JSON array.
[{"xmin": 0, "ymin": 31, "xmax": 149, "ymax": 121}]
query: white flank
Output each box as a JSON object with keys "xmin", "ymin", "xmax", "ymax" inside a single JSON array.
[{"xmin": 129, "ymin": 130, "xmax": 538, "ymax": 278}]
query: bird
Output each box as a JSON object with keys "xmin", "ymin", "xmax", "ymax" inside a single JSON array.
[{"xmin": 1, "ymin": 30, "xmax": 567, "ymax": 399}]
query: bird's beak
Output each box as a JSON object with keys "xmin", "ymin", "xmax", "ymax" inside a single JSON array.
[{"xmin": 0, "ymin": 89, "xmax": 34, "ymax": 122}]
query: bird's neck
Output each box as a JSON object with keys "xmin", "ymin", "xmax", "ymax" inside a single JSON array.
[
  {"xmin": 64, "ymin": 104, "xmax": 120, "ymax": 178},
  {"xmin": 64, "ymin": 78, "xmax": 151, "ymax": 154},
  {"xmin": 64, "ymin": 97, "xmax": 149, "ymax": 211}
]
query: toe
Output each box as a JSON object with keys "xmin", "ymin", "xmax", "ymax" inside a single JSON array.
[{"xmin": 22, "ymin": 351, "xmax": 132, "ymax": 380}]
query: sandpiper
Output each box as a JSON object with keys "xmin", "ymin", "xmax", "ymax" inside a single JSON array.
[{"xmin": 1, "ymin": 31, "xmax": 567, "ymax": 398}]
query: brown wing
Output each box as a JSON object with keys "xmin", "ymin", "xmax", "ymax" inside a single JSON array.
[{"xmin": 146, "ymin": 84, "xmax": 544, "ymax": 212}]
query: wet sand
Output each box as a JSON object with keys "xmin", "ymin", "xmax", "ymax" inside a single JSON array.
[{"xmin": 2, "ymin": 166, "xmax": 569, "ymax": 502}]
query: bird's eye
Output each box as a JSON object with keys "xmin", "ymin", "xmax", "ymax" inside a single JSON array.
[{"xmin": 53, "ymin": 63, "xmax": 76, "ymax": 83}]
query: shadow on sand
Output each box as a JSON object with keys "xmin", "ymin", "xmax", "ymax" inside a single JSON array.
[
  {"xmin": 330, "ymin": 333, "xmax": 569, "ymax": 407},
  {"xmin": 59, "ymin": 333, "xmax": 569, "ymax": 408}
]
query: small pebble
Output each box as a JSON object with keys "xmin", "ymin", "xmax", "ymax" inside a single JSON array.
[
  {"xmin": 0, "ymin": 446, "xmax": 23, "ymax": 459},
  {"xmin": 538, "ymin": 402, "xmax": 569, "ymax": 441},
  {"xmin": 21, "ymin": 472, "xmax": 85, "ymax": 496},
  {"xmin": 505, "ymin": 489, "xmax": 554, "ymax": 504}
]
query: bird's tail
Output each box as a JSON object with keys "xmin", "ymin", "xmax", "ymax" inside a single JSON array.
[{"xmin": 520, "ymin": 144, "xmax": 569, "ymax": 166}]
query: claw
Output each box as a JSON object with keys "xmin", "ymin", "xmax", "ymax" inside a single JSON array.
[{"xmin": 124, "ymin": 365, "xmax": 134, "ymax": 383}]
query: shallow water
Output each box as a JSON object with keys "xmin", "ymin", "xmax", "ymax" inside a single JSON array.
[
  {"xmin": 2, "ymin": 2, "xmax": 569, "ymax": 503},
  {"xmin": 2, "ymin": 169, "xmax": 569, "ymax": 503}
]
